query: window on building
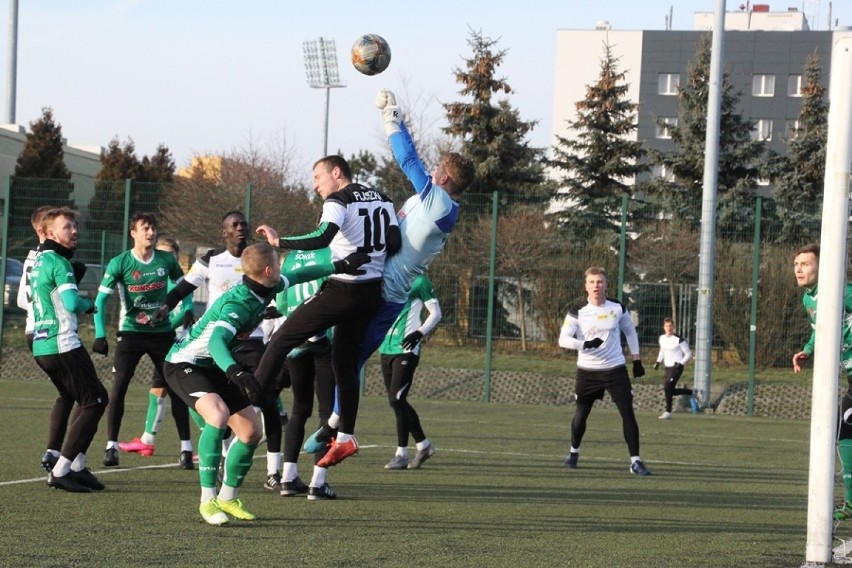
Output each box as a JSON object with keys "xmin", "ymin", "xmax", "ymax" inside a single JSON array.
[
  {"xmin": 655, "ymin": 117, "xmax": 677, "ymax": 139},
  {"xmin": 787, "ymin": 74, "xmax": 803, "ymax": 97},
  {"xmin": 785, "ymin": 119, "xmax": 800, "ymax": 139},
  {"xmin": 752, "ymin": 74, "xmax": 775, "ymax": 97},
  {"xmin": 653, "ymin": 164, "xmax": 676, "ymax": 182},
  {"xmin": 752, "ymin": 119, "xmax": 773, "ymax": 141},
  {"xmin": 657, "ymin": 73, "xmax": 680, "ymax": 95}
]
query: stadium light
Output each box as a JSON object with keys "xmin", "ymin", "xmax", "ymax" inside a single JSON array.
[{"xmin": 303, "ymin": 37, "xmax": 345, "ymax": 156}]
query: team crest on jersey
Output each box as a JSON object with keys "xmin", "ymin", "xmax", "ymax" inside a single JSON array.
[
  {"xmin": 157, "ymin": 267, "xmax": 166, "ymax": 277},
  {"xmin": 132, "ymin": 269, "xmax": 142, "ymax": 281}
]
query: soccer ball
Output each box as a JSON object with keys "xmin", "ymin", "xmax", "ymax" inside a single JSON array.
[{"xmin": 351, "ymin": 34, "xmax": 391, "ymax": 76}]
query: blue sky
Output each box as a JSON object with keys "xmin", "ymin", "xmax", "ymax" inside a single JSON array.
[{"xmin": 1, "ymin": 0, "xmax": 849, "ymax": 182}]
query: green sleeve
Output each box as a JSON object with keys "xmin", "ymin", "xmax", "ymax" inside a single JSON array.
[
  {"xmin": 282, "ymin": 263, "xmax": 334, "ymax": 287},
  {"xmin": 60, "ymin": 288, "xmax": 94, "ymax": 315},
  {"xmin": 94, "ymin": 291, "xmax": 110, "ymax": 338},
  {"xmin": 209, "ymin": 325, "xmax": 238, "ymax": 372},
  {"xmin": 803, "ymin": 331, "xmax": 816, "ymax": 355}
]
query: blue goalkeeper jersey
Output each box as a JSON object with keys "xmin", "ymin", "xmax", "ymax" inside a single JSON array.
[{"xmin": 383, "ymin": 121, "xmax": 458, "ymax": 303}]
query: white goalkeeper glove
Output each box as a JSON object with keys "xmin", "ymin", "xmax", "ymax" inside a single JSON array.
[
  {"xmin": 381, "ymin": 105, "xmax": 402, "ymax": 136},
  {"xmin": 375, "ymin": 89, "xmax": 398, "ymax": 110}
]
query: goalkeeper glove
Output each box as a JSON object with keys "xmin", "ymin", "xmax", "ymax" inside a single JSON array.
[
  {"xmin": 632, "ymin": 360, "xmax": 646, "ymax": 379},
  {"xmin": 583, "ymin": 337, "xmax": 603, "ymax": 349},
  {"xmin": 381, "ymin": 105, "xmax": 402, "ymax": 136},
  {"xmin": 149, "ymin": 304, "xmax": 170, "ymax": 326},
  {"xmin": 374, "ymin": 88, "xmax": 398, "ymax": 110}
]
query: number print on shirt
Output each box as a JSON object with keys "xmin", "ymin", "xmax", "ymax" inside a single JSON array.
[{"xmin": 358, "ymin": 207, "xmax": 392, "ymax": 253}]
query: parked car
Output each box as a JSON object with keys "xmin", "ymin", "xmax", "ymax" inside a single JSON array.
[{"xmin": 3, "ymin": 257, "xmax": 24, "ymax": 309}]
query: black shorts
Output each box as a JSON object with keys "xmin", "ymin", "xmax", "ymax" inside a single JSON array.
[
  {"xmin": 35, "ymin": 347, "xmax": 108, "ymax": 407},
  {"xmin": 164, "ymin": 361, "xmax": 251, "ymax": 415},
  {"xmin": 114, "ymin": 330, "xmax": 176, "ymax": 388},
  {"xmin": 574, "ymin": 366, "xmax": 633, "ymax": 406}
]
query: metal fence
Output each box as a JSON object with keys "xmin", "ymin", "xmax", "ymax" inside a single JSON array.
[{"xmin": 0, "ymin": 176, "xmax": 824, "ymax": 391}]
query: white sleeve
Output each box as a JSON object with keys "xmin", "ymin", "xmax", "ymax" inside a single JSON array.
[
  {"xmin": 418, "ymin": 298, "xmax": 442, "ymax": 336},
  {"xmin": 619, "ymin": 311, "xmax": 640, "ymax": 356},
  {"xmin": 679, "ymin": 340, "xmax": 692, "ymax": 365},
  {"xmin": 558, "ymin": 312, "xmax": 584, "ymax": 351}
]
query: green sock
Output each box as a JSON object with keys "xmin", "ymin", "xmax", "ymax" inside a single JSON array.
[
  {"xmin": 198, "ymin": 424, "xmax": 226, "ymax": 488},
  {"xmin": 223, "ymin": 438, "xmax": 259, "ymax": 489},
  {"xmin": 839, "ymin": 439, "xmax": 852, "ymax": 502},
  {"xmin": 189, "ymin": 407, "xmax": 206, "ymax": 430},
  {"xmin": 144, "ymin": 393, "xmax": 166, "ymax": 435}
]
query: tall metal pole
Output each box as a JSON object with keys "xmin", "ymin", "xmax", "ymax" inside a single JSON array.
[
  {"xmin": 804, "ymin": 33, "xmax": 852, "ymax": 565},
  {"xmin": 303, "ymin": 38, "xmax": 344, "ymax": 158},
  {"xmin": 4, "ymin": 0, "xmax": 18, "ymax": 124},
  {"xmin": 692, "ymin": 0, "xmax": 726, "ymax": 409}
]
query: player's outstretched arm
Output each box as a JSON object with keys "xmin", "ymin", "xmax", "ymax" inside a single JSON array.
[{"xmin": 256, "ymin": 225, "xmax": 280, "ymax": 246}]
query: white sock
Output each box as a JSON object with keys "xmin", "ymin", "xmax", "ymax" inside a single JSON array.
[
  {"xmin": 70, "ymin": 453, "xmax": 86, "ymax": 472},
  {"xmin": 267, "ymin": 452, "xmax": 282, "ymax": 476},
  {"xmin": 416, "ymin": 439, "xmax": 430, "ymax": 451},
  {"xmin": 105, "ymin": 440, "xmax": 118, "ymax": 450},
  {"xmin": 631, "ymin": 456, "xmax": 641, "ymax": 464},
  {"xmin": 282, "ymin": 461, "xmax": 298, "ymax": 482},
  {"xmin": 52, "ymin": 456, "xmax": 72, "ymax": 477},
  {"xmin": 396, "ymin": 447, "xmax": 409, "ymax": 459},
  {"xmin": 200, "ymin": 486, "xmax": 217, "ymax": 503},
  {"xmin": 180, "ymin": 440, "xmax": 193, "ymax": 452},
  {"xmin": 570, "ymin": 447, "xmax": 580, "ymax": 454},
  {"xmin": 218, "ymin": 485, "xmax": 237, "ymax": 501},
  {"xmin": 337, "ymin": 433, "xmax": 353, "ymax": 443},
  {"xmin": 140, "ymin": 432, "xmax": 156, "ymax": 445},
  {"xmin": 327, "ymin": 412, "xmax": 340, "ymax": 429},
  {"xmin": 310, "ymin": 465, "xmax": 327, "ymax": 488},
  {"xmin": 221, "ymin": 434, "xmax": 234, "ymax": 457}
]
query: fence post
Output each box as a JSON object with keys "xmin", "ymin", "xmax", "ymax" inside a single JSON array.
[
  {"xmin": 483, "ymin": 191, "xmax": 499, "ymax": 403},
  {"xmin": 617, "ymin": 193, "xmax": 628, "ymax": 302},
  {"xmin": 122, "ymin": 179, "xmax": 132, "ymax": 251},
  {"xmin": 0, "ymin": 176, "xmax": 11, "ymax": 357},
  {"xmin": 244, "ymin": 183, "xmax": 253, "ymax": 222},
  {"xmin": 746, "ymin": 196, "xmax": 762, "ymax": 417}
]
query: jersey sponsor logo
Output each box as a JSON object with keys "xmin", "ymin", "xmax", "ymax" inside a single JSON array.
[
  {"xmin": 135, "ymin": 312, "xmax": 151, "ymax": 325},
  {"xmin": 127, "ymin": 281, "xmax": 167, "ymax": 293},
  {"xmin": 294, "ymin": 252, "xmax": 318, "ymax": 261}
]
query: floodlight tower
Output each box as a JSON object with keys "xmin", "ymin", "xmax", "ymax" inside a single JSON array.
[{"xmin": 303, "ymin": 38, "xmax": 345, "ymax": 156}]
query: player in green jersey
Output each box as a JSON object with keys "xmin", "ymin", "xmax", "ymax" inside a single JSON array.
[
  {"xmin": 31, "ymin": 207, "xmax": 108, "ymax": 493},
  {"xmin": 379, "ymin": 274, "xmax": 442, "ymax": 470},
  {"xmin": 92, "ymin": 213, "xmax": 190, "ymax": 468},
  {"xmin": 160, "ymin": 243, "xmax": 368, "ymax": 525},
  {"xmin": 791, "ymin": 243, "xmax": 852, "ymax": 522}
]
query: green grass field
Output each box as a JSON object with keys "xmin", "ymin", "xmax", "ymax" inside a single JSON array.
[{"xmin": 0, "ymin": 380, "xmax": 831, "ymax": 567}]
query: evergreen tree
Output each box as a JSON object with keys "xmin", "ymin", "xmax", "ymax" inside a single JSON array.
[
  {"xmin": 140, "ymin": 144, "xmax": 175, "ymax": 183},
  {"xmin": 443, "ymin": 29, "xmax": 550, "ymax": 198},
  {"xmin": 648, "ymin": 34, "xmax": 766, "ymax": 235},
  {"xmin": 8, "ymin": 107, "xmax": 74, "ymax": 259},
  {"xmin": 14, "ymin": 107, "xmax": 71, "ymax": 180},
  {"xmin": 549, "ymin": 43, "xmax": 648, "ymax": 237},
  {"xmin": 88, "ymin": 138, "xmax": 143, "ymax": 236},
  {"xmin": 767, "ymin": 50, "xmax": 826, "ymax": 243}
]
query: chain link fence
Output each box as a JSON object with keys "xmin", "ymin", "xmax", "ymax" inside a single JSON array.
[{"xmin": 0, "ymin": 177, "xmax": 828, "ymax": 416}]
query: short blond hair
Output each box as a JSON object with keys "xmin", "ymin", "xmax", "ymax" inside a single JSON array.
[
  {"xmin": 241, "ymin": 243, "xmax": 279, "ymax": 280},
  {"xmin": 41, "ymin": 206, "xmax": 79, "ymax": 234},
  {"xmin": 442, "ymin": 152, "xmax": 475, "ymax": 193}
]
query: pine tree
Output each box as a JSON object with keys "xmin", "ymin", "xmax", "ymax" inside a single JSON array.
[
  {"xmin": 549, "ymin": 43, "xmax": 648, "ymax": 237},
  {"xmin": 648, "ymin": 34, "xmax": 766, "ymax": 236},
  {"xmin": 14, "ymin": 107, "xmax": 71, "ymax": 179},
  {"xmin": 8, "ymin": 108, "xmax": 74, "ymax": 259},
  {"xmin": 767, "ymin": 50, "xmax": 826, "ymax": 243},
  {"xmin": 443, "ymin": 29, "xmax": 549, "ymax": 198}
]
